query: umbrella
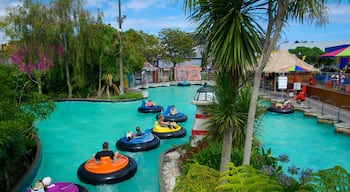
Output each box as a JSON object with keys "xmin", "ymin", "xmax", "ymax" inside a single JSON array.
[
  {"xmin": 281, "ymin": 65, "xmax": 312, "ymax": 72},
  {"xmin": 320, "ymin": 46, "xmax": 350, "ymax": 57},
  {"xmin": 337, "ymin": 47, "xmax": 350, "ymax": 57},
  {"xmin": 319, "ymin": 46, "xmax": 350, "ymax": 69}
]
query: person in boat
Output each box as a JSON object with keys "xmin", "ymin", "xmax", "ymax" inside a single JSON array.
[
  {"xmin": 273, "ymin": 102, "xmax": 283, "ymax": 109},
  {"xmin": 169, "ymin": 105, "xmax": 178, "ymax": 116},
  {"xmin": 31, "ymin": 176, "xmax": 53, "ymax": 192},
  {"xmin": 135, "ymin": 126, "xmax": 143, "ymax": 136},
  {"xmin": 146, "ymin": 100, "xmax": 155, "ymax": 107},
  {"xmin": 283, "ymin": 99, "xmax": 291, "ymax": 108},
  {"xmin": 126, "ymin": 126, "xmax": 143, "ymax": 141},
  {"xmin": 126, "ymin": 131, "xmax": 134, "ymax": 141},
  {"xmin": 94, "ymin": 142, "xmax": 115, "ymax": 161},
  {"xmin": 157, "ymin": 115, "xmax": 175, "ymax": 129}
]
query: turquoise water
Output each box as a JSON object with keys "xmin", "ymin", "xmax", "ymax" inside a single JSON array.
[
  {"xmin": 34, "ymin": 86, "xmax": 199, "ymax": 192},
  {"xmin": 259, "ymin": 111, "xmax": 350, "ymax": 173},
  {"xmin": 33, "ymin": 86, "xmax": 350, "ymax": 192}
]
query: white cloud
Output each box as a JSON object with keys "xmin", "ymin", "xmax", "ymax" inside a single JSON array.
[
  {"xmin": 327, "ymin": 3, "xmax": 350, "ymax": 24},
  {"xmin": 0, "ymin": 1, "xmax": 23, "ymax": 44},
  {"xmin": 125, "ymin": 0, "xmax": 168, "ymax": 12}
]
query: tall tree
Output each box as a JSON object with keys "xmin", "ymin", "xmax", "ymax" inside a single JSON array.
[
  {"xmin": 243, "ymin": 0, "xmax": 328, "ymax": 165},
  {"xmin": 137, "ymin": 31, "xmax": 163, "ymax": 65},
  {"xmin": 184, "ymin": 0, "xmax": 264, "ymax": 171},
  {"xmin": 51, "ymin": 0, "xmax": 99, "ymax": 97},
  {"xmin": 159, "ymin": 28, "xmax": 196, "ymax": 80},
  {"xmin": 289, "ymin": 46, "xmax": 328, "ymax": 67},
  {"xmin": 3, "ymin": 0, "xmax": 56, "ymax": 94}
]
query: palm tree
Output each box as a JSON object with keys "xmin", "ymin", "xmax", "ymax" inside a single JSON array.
[
  {"xmin": 243, "ymin": 0, "xmax": 328, "ymax": 165},
  {"xmin": 206, "ymin": 69, "xmax": 266, "ymax": 150},
  {"xmin": 184, "ymin": 0, "xmax": 265, "ymax": 171}
]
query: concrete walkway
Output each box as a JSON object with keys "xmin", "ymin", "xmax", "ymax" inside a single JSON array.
[
  {"xmin": 261, "ymin": 89, "xmax": 350, "ymax": 122},
  {"xmin": 261, "ymin": 89, "xmax": 350, "ymax": 135}
]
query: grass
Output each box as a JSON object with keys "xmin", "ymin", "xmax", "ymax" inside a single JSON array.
[{"xmin": 109, "ymin": 91, "xmax": 144, "ymax": 100}]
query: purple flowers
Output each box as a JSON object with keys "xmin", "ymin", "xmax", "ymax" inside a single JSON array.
[
  {"xmin": 261, "ymin": 165, "xmax": 275, "ymax": 176},
  {"xmin": 11, "ymin": 45, "xmax": 57, "ymax": 74},
  {"xmin": 299, "ymin": 168, "xmax": 313, "ymax": 184},
  {"xmin": 288, "ymin": 165, "xmax": 300, "ymax": 175},
  {"xmin": 260, "ymin": 153, "xmax": 314, "ymax": 189},
  {"xmin": 277, "ymin": 173, "xmax": 291, "ymax": 187}
]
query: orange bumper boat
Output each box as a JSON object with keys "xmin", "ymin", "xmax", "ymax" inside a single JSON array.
[{"xmin": 77, "ymin": 153, "xmax": 137, "ymax": 185}]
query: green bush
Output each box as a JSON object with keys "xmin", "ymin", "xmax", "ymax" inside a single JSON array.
[
  {"xmin": 174, "ymin": 163, "xmax": 220, "ymax": 192},
  {"xmin": 302, "ymin": 166, "xmax": 350, "ymax": 191},
  {"xmin": 216, "ymin": 162, "xmax": 282, "ymax": 192}
]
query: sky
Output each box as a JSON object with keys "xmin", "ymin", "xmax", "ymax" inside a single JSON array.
[{"xmin": 1, "ymin": 0, "xmax": 350, "ymax": 46}]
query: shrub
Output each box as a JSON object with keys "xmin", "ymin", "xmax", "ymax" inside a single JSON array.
[
  {"xmin": 215, "ymin": 162, "xmax": 282, "ymax": 192},
  {"xmin": 174, "ymin": 163, "xmax": 220, "ymax": 192}
]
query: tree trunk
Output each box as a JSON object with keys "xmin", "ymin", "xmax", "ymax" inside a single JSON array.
[
  {"xmin": 97, "ymin": 55, "xmax": 102, "ymax": 98},
  {"xmin": 243, "ymin": 0, "xmax": 288, "ymax": 165},
  {"xmin": 112, "ymin": 83, "xmax": 120, "ymax": 95},
  {"xmin": 38, "ymin": 70, "xmax": 42, "ymax": 94},
  {"xmin": 63, "ymin": 35, "xmax": 72, "ymax": 98},
  {"xmin": 65, "ymin": 61, "xmax": 72, "ymax": 98},
  {"xmin": 4, "ymin": 168, "xmax": 9, "ymax": 191},
  {"xmin": 106, "ymin": 85, "xmax": 110, "ymax": 99},
  {"xmin": 220, "ymin": 126, "xmax": 234, "ymax": 171}
]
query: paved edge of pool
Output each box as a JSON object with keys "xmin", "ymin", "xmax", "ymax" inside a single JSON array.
[
  {"xmin": 159, "ymin": 146, "xmax": 183, "ymax": 192},
  {"xmin": 54, "ymin": 97, "xmax": 144, "ymax": 103},
  {"xmin": 11, "ymin": 137, "xmax": 42, "ymax": 192}
]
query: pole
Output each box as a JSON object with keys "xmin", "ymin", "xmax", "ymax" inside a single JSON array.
[{"xmin": 118, "ymin": 0, "xmax": 124, "ymax": 95}]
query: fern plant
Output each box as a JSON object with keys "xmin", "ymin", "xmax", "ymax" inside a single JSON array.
[{"xmin": 215, "ymin": 162, "xmax": 282, "ymax": 192}]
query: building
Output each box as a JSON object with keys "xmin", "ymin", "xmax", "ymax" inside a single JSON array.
[{"xmin": 278, "ymin": 40, "xmax": 350, "ymax": 52}]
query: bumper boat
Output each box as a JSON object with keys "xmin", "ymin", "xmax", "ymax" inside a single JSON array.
[
  {"xmin": 77, "ymin": 154, "xmax": 137, "ymax": 185},
  {"xmin": 177, "ymin": 80, "xmax": 190, "ymax": 86},
  {"xmin": 151, "ymin": 121, "xmax": 186, "ymax": 139},
  {"xmin": 157, "ymin": 106, "xmax": 187, "ymax": 122},
  {"xmin": 28, "ymin": 178, "xmax": 87, "ymax": 192},
  {"xmin": 268, "ymin": 105, "xmax": 295, "ymax": 114},
  {"xmin": 137, "ymin": 101, "xmax": 163, "ymax": 113},
  {"xmin": 116, "ymin": 129, "xmax": 160, "ymax": 152}
]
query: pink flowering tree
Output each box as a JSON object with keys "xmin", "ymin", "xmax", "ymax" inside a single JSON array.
[{"xmin": 11, "ymin": 44, "xmax": 58, "ymax": 94}]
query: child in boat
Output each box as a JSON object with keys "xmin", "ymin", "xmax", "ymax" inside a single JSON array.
[
  {"xmin": 126, "ymin": 131, "xmax": 134, "ymax": 141},
  {"xmin": 31, "ymin": 176, "xmax": 54, "ymax": 192},
  {"xmin": 126, "ymin": 126, "xmax": 143, "ymax": 140},
  {"xmin": 146, "ymin": 100, "xmax": 156, "ymax": 107},
  {"xmin": 169, "ymin": 105, "xmax": 178, "ymax": 116},
  {"xmin": 135, "ymin": 126, "xmax": 143, "ymax": 136},
  {"xmin": 157, "ymin": 115, "xmax": 175, "ymax": 129}
]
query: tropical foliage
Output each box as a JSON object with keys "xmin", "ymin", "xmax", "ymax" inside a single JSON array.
[
  {"xmin": 0, "ymin": 0, "xmax": 191, "ymax": 98},
  {"xmin": 243, "ymin": 0, "xmax": 329, "ymax": 165},
  {"xmin": 178, "ymin": 83, "xmax": 266, "ymax": 173},
  {"xmin": 174, "ymin": 163, "xmax": 220, "ymax": 192},
  {"xmin": 184, "ymin": 0, "xmax": 264, "ymax": 171},
  {"xmin": 0, "ymin": 64, "xmax": 54, "ymax": 191},
  {"xmin": 216, "ymin": 163, "xmax": 282, "ymax": 192}
]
